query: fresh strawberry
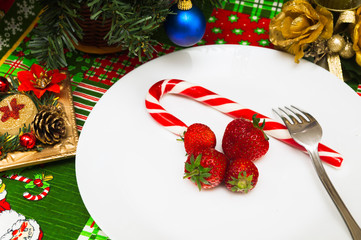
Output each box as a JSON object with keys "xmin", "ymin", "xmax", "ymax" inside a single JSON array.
[
  {"xmin": 225, "ymin": 158, "xmax": 259, "ymax": 193},
  {"xmin": 184, "ymin": 148, "xmax": 228, "ymax": 190},
  {"xmin": 222, "ymin": 114, "xmax": 269, "ymax": 161},
  {"xmin": 183, "ymin": 123, "xmax": 216, "ymax": 155}
]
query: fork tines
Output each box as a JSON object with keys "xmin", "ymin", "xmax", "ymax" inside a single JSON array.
[{"xmin": 273, "ymin": 105, "xmax": 314, "ymax": 125}]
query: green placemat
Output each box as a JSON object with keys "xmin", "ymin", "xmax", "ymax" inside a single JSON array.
[
  {"xmin": 222, "ymin": 0, "xmax": 284, "ymax": 18},
  {"xmin": 78, "ymin": 217, "xmax": 110, "ymax": 240},
  {"xmin": 1, "ymin": 158, "xmax": 90, "ymax": 239}
]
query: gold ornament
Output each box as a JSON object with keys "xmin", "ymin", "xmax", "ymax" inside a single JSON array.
[
  {"xmin": 177, "ymin": 0, "xmax": 192, "ymax": 10},
  {"xmin": 32, "ymin": 105, "xmax": 66, "ymax": 145},
  {"xmin": 327, "ymin": 34, "xmax": 346, "ymax": 52},
  {"xmin": 339, "ymin": 41, "xmax": 355, "ymax": 58},
  {"xmin": 269, "ymin": 0, "xmax": 333, "ymax": 63},
  {"xmin": 352, "ymin": 7, "xmax": 361, "ymax": 66},
  {"xmin": 32, "ymin": 72, "xmax": 53, "ymax": 89},
  {"xmin": 327, "ymin": 10, "xmax": 356, "ymax": 80},
  {"xmin": 269, "ymin": 0, "xmax": 361, "ymax": 81},
  {"xmin": 326, "ymin": 34, "xmax": 348, "ymax": 80}
]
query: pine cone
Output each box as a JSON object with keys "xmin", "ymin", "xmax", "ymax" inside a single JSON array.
[
  {"xmin": 304, "ymin": 39, "xmax": 330, "ymax": 63},
  {"xmin": 32, "ymin": 106, "xmax": 66, "ymax": 145}
]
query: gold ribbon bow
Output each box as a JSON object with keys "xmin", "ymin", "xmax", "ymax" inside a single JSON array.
[{"xmin": 327, "ymin": 10, "xmax": 356, "ymax": 81}]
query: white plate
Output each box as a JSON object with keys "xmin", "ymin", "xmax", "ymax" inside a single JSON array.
[{"xmin": 76, "ymin": 45, "xmax": 361, "ymax": 240}]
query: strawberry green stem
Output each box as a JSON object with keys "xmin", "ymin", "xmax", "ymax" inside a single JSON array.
[
  {"xmin": 235, "ymin": 179, "xmax": 247, "ymax": 190},
  {"xmin": 183, "ymin": 169, "xmax": 200, "ymax": 179},
  {"xmin": 184, "ymin": 154, "xmax": 212, "ymax": 191},
  {"xmin": 228, "ymin": 172, "xmax": 254, "ymax": 193}
]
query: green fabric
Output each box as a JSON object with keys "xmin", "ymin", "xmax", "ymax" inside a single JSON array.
[
  {"xmin": 2, "ymin": 158, "xmax": 89, "ymax": 239},
  {"xmin": 0, "ymin": 0, "xmax": 42, "ymax": 58},
  {"xmin": 78, "ymin": 217, "xmax": 110, "ymax": 240},
  {"xmin": 222, "ymin": 0, "xmax": 284, "ymax": 18},
  {"xmin": 73, "ymin": 79, "xmax": 112, "ymax": 128}
]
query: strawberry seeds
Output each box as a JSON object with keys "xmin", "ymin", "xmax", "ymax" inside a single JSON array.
[{"xmin": 182, "ymin": 114, "xmax": 269, "ymax": 193}]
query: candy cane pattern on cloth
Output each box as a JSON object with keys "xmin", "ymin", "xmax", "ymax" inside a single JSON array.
[
  {"xmin": 145, "ymin": 79, "xmax": 343, "ymax": 167},
  {"xmin": 2, "ymin": 174, "xmax": 50, "ymax": 201},
  {"xmin": 23, "ymin": 187, "xmax": 50, "ymax": 201}
]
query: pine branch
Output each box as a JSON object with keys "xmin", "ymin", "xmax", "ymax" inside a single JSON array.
[
  {"xmin": 194, "ymin": 0, "xmax": 223, "ymax": 8},
  {"xmin": 88, "ymin": 0, "xmax": 171, "ymax": 60},
  {"xmin": 28, "ymin": 0, "xmax": 225, "ymax": 68},
  {"xmin": 28, "ymin": 0, "xmax": 82, "ymax": 69},
  {"xmin": 0, "ymin": 125, "xmax": 42, "ymax": 160}
]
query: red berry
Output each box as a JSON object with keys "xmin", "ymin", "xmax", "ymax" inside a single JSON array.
[
  {"xmin": 0, "ymin": 76, "xmax": 9, "ymax": 92},
  {"xmin": 19, "ymin": 132, "xmax": 37, "ymax": 149},
  {"xmin": 222, "ymin": 115, "xmax": 269, "ymax": 161},
  {"xmin": 184, "ymin": 148, "xmax": 228, "ymax": 190},
  {"xmin": 225, "ymin": 158, "xmax": 259, "ymax": 193},
  {"xmin": 34, "ymin": 179, "xmax": 43, "ymax": 187},
  {"xmin": 183, "ymin": 123, "xmax": 216, "ymax": 155}
]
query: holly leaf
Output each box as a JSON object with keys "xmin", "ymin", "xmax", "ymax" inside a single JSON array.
[
  {"xmin": 25, "ymin": 181, "xmax": 35, "ymax": 189},
  {"xmin": 42, "ymin": 181, "xmax": 50, "ymax": 189},
  {"xmin": 34, "ymin": 173, "xmax": 42, "ymax": 180}
]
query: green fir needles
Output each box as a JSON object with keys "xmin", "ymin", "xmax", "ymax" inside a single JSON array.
[{"xmin": 29, "ymin": 0, "xmax": 222, "ymax": 69}]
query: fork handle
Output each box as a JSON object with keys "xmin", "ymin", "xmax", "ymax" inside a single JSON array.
[{"xmin": 309, "ymin": 146, "xmax": 361, "ymax": 240}]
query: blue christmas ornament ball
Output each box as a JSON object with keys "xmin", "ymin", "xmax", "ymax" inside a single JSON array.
[{"xmin": 164, "ymin": 4, "xmax": 206, "ymax": 47}]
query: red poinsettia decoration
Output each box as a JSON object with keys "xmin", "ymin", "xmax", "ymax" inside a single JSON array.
[{"xmin": 17, "ymin": 64, "xmax": 66, "ymax": 98}]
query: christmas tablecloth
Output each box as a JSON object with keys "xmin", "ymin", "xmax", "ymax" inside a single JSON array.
[{"xmin": 1, "ymin": 0, "xmax": 360, "ymax": 239}]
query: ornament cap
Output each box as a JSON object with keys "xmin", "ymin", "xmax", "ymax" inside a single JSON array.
[{"xmin": 178, "ymin": 0, "xmax": 192, "ymax": 10}]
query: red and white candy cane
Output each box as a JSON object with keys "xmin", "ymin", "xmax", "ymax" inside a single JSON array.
[
  {"xmin": 2, "ymin": 174, "xmax": 50, "ymax": 201},
  {"xmin": 145, "ymin": 79, "xmax": 343, "ymax": 167},
  {"xmin": 23, "ymin": 187, "xmax": 50, "ymax": 201}
]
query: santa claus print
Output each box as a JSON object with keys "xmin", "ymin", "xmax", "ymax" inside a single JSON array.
[{"xmin": 0, "ymin": 179, "xmax": 43, "ymax": 240}]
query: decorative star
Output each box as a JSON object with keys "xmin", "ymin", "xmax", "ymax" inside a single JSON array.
[
  {"xmin": 197, "ymin": 39, "xmax": 206, "ymax": 45},
  {"xmin": 208, "ymin": 16, "xmax": 218, "ymax": 23},
  {"xmin": 216, "ymin": 38, "xmax": 227, "ymax": 44},
  {"xmin": 211, "ymin": 27, "xmax": 223, "ymax": 34},
  {"xmin": 228, "ymin": 14, "xmax": 239, "ymax": 23},
  {"xmin": 258, "ymin": 39, "xmax": 270, "ymax": 47},
  {"xmin": 232, "ymin": 28, "xmax": 244, "ymax": 35},
  {"xmin": 239, "ymin": 40, "xmax": 251, "ymax": 46},
  {"xmin": 249, "ymin": 15, "xmax": 260, "ymax": 23},
  {"xmin": 254, "ymin": 27, "xmax": 266, "ymax": 35},
  {"xmin": 0, "ymin": 98, "xmax": 25, "ymax": 122}
]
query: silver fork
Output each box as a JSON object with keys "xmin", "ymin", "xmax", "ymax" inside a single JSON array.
[{"xmin": 273, "ymin": 106, "xmax": 361, "ymax": 240}]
